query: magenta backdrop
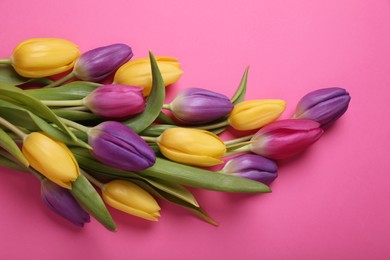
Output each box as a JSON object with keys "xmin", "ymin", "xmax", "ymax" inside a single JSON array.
[{"xmin": 1, "ymin": 0, "xmax": 389, "ymax": 259}]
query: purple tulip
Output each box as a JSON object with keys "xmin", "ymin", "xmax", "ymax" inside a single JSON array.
[
  {"xmin": 222, "ymin": 154, "xmax": 278, "ymax": 184},
  {"xmin": 88, "ymin": 121, "xmax": 156, "ymax": 171},
  {"xmin": 74, "ymin": 43, "xmax": 133, "ymax": 82},
  {"xmin": 41, "ymin": 178, "xmax": 90, "ymax": 227},
  {"xmin": 250, "ymin": 119, "xmax": 323, "ymax": 160},
  {"xmin": 83, "ymin": 84, "xmax": 145, "ymax": 119},
  {"xmin": 170, "ymin": 88, "xmax": 234, "ymax": 124},
  {"xmin": 293, "ymin": 87, "xmax": 351, "ymax": 128}
]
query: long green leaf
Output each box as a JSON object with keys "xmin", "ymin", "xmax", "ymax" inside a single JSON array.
[
  {"xmin": 230, "ymin": 66, "xmax": 249, "ymax": 104},
  {"xmin": 0, "ymin": 127, "xmax": 29, "ymax": 166},
  {"xmin": 124, "ymin": 52, "xmax": 165, "ymax": 133}
]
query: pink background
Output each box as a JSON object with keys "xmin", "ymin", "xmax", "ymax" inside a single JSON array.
[{"xmin": 1, "ymin": 0, "xmax": 389, "ymax": 259}]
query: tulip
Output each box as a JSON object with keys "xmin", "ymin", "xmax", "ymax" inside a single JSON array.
[
  {"xmin": 157, "ymin": 127, "xmax": 226, "ymax": 166},
  {"xmin": 83, "ymin": 84, "xmax": 145, "ymax": 119},
  {"xmin": 10, "ymin": 38, "xmax": 80, "ymax": 78},
  {"xmin": 102, "ymin": 180, "xmax": 161, "ymax": 221},
  {"xmin": 22, "ymin": 132, "xmax": 80, "ymax": 189},
  {"xmin": 113, "ymin": 56, "xmax": 183, "ymax": 96},
  {"xmin": 169, "ymin": 87, "xmax": 234, "ymax": 124},
  {"xmin": 293, "ymin": 87, "xmax": 351, "ymax": 128},
  {"xmin": 249, "ymin": 119, "xmax": 323, "ymax": 160},
  {"xmin": 41, "ymin": 178, "xmax": 90, "ymax": 227},
  {"xmin": 88, "ymin": 121, "xmax": 156, "ymax": 171},
  {"xmin": 228, "ymin": 99, "xmax": 286, "ymax": 131},
  {"xmin": 221, "ymin": 154, "xmax": 278, "ymax": 184},
  {"xmin": 73, "ymin": 43, "xmax": 133, "ymax": 82}
]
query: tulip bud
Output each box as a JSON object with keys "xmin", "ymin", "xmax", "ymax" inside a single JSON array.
[
  {"xmin": 22, "ymin": 132, "xmax": 80, "ymax": 189},
  {"xmin": 83, "ymin": 84, "xmax": 145, "ymax": 119},
  {"xmin": 41, "ymin": 178, "xmax": 90, "ymax": 227},
  {"xmin": 228, "ymin": 100, "xmax": 286, "ymax": 131},
  {"xmin": 102, "ymin": 180, "xmax": 161, "ymax": 221},
  {"xmin": 73, "ymin": 43, "xmax": 133, "ymax": 82},
  {"xmin": 250, "ymin": 119, "xmax": 323, "ymax": 160},
  {"xmin": 221, "ymin": 154, "xmax": 278, "ymax": 184},
  {"xmin": 113, "ymin": 56, "xmax": 183, "ymax": 96},
  {"xmin": 88, "ymin": 121, "xmax": 156, "ymax": 171},
  {"xmin": 157, "ymin": 127, "xmax": 226, "ymax": 167},
  {"xmin": 293, "ymin": 87, "xmax": 351, "ymax": 128},
  {"xmin": 169, "ymin": 88, "xmax": 234, "ymax": 124},
  {"xmin": 10, "ymin": 38, "xmax": 80, "ymax": 78}
]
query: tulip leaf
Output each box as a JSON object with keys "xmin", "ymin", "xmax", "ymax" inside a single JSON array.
[
  {"xmin": 230, "ymin": 66, "xmax": 249, "ymax": 104},
  {"xmin": 0, "ymin": 99, "xmax": 90, "ymax": 149},
  {"xmin": 51, "ymin": 109, "xmax": 101, "ymax": 122},
  {"xmin": 157, "ymin": 111, "xmax": 176, "ymax": 125},
  {"xmin": 0, "ymin": 83, "xmax": 79, "ymax": 142},
  {"xmin": 124, "ymin": 52, "xmax": 165, "ymax": 133},
  {"xmin": 26, "ymin": 81, "xmax": 101, "ymax": 100},
  {"xmin": 140, "ymin": 124, "xmax": 175, "ymax": 137},
  {"xmin": 0, "ymin": 127, "xmax": 29, "ymax": 167},
  {"xmin": 0, "ymin": 150, "xmax": 28, "ymax": 172},
  {"xmin": 70, "ymin": 173, "xmax": 117, "ymax": 232}
]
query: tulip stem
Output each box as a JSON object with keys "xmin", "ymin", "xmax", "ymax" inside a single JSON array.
[
  {"xmin": 43, "ymin": 72, "xmax": 76, "ymax": 88},
  {"xmin": 162, "ymin": 104, "xmax": 171, "ymax": 110},
  {"xmin": 223, "ymin": 145, "xmax": 251, "ymax": 157},
  {"xmin": 224, "ymin": 134, "xmax": 254, "ymax": 146},
  {"xmin": 141, "ymin": 136, "xmax": 158, "ymax": 143},
  {"xmin": 81, "ymin": 170, "xmax": 104, "ymax": 189},
  {"xmin": 0, "ymin": 117, "xmax": 27, "ymax": 139},
  {"xmin": 41, "ymin": 99, "xmax": 84, "ymax": 107},
  {"xmin": 0, "ymin": 58, "xmax": 11, "ymax": 64},
  {"xmin": 194, "ymin": 120, "xmax": 229, "ymax": 130},
  {"xmin": 60, "ymin": 117, "xmax": 90, "ymax": 133}
]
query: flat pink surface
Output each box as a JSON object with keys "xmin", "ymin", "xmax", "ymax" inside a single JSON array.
[{"xmin": 1, "ymin": 0, "xmax": 389, "ymax": 259}]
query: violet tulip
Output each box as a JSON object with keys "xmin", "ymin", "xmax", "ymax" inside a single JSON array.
[
  {"xmin": 169, "ymin": 88, "xmax": 234, "ymax": 124},
  {"xmin": 41, "ymin": 178, "xmax": 90, "ymax": 227},
  {"xmin": 249, "ymin": 119, "xmax": 323, "ymax": 160},
  {"xmin": 293, "ymin": 87, "xmax": 351, "ymax": 128},
  {"xmin": 88, "ymin": 121, "xmax": 156, "ymax": 171},
  {"xmin": 73, "ymin": 43, "xmax": 133, "ymax": 82},
  {"xmin": 83, "ymin": 84, "xmax": 145, "ymax": 119},
  {"xmin": 221, "ymin": 154, "xmax": 278, "ymax": 184}
]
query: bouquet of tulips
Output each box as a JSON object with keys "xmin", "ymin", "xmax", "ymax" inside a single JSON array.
[{"xmin": 0, "ymin": 38, "xmax": 351, "ymax": 230}]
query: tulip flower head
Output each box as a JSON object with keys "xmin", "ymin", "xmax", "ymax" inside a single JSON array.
[
  {"xmin": 169, "ymin": 87, "xmax": 234, "ymax": 124},
  {"xmin": 73, "ymin": 43, "xmax": 133, "ymax": 82},
  {"xmin": 249, "ymin": 119, "xmax": 323, "ymax": 160},
  {"xmin": 83, "ymin": 84, "xmax": 145, "ymax": 119},
  {"xmin": 102, "ymin": 180, "xmax": 161, "ymax": 221},
  {"xmin": 293, "ymin": 87, "xmax": 351, "ymax": 128},
  {"xmin": 22, "ymin": 132, "xmax": 80, "ymax": 189},
  {"xmin": 10, "ymin": 38, "xmax": 80, "ymax": 78},
  {"xmin": 41, "ymin": 178, "xmax": 90, "ymax": 227},
  {"xmin": 157, "ymin": 127, "xmax": 226, "ymax": 167},
  {"xmin": 228, "ymin": 99, "xmax": 286, "ymax": 131},
  {"xmin": 114, "ymin": 56, "xmax": 183, "ymax": 96},
  {"xmin": 222, "ymin": 154, "xmax": 278, "ymax": 184},
  {"xmin": 88, "ymin": 121, "xmax": 156, "ymax": 171}
]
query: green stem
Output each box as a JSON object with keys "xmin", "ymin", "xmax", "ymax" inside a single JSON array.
[
  {"xmin": 81, "ymin": 169, "xmax": 104, "ymax": 189},
  {"xmin": 224, "ymin": 134, "xmax": 254, "ymax": 146},
  {"xmin": 162, "ymin": 104, "xmax": 171, "ymax": 110},
  {"xmin": 223, "ymin": 144, "xmax": 251, "ymax": 157},
  {"xmin": 41, "ymin": 99, "xmax": 84, "ymax": 107},
  {"xmin": 194, "ymin": 119, "xmax": 230, "ymax": 130},
  {"xmin": 226, "ymin": 141, "xmax": 252, "ymax": 150},
  {"xmin": 60, "ymin": 117, "xmax": 90, "ymax": 133},
  {"xmin": 141, "ymin": 136, "xmax": 159, "ymax": 143},
  {"xmin": 43, "ymin": 72, "xmax": 76, "ymax": 88},
  {"xmin": 0, "ymin": 58, "xmax": 12, "ymax": 64},
  {"xmin": 0, "ymin": 117, "xmax": 27, "ymax": 139}
]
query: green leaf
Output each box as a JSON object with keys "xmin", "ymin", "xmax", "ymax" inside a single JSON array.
[
  {"xmin": 26, "ymin": 81, "xmax": 101, "ymax": 100},
  {"xmin": 70, "ymin": 173, "xmax": 117, "ymax": 232},
  {"xmin": 51, "ymin": 109, "xmax": 101, "ymax": 122},
  {"xmin": 0, "ymin": 127, "xmax": 29, "ymax": 167},
  {"xmin": 0, "ymin": 151, "xmax": 28, "ymax": 172},
  {"xmin": 230, "ymin": 66, "xmax": 249, "ymax": 104},
  {"xmin": 0, "ymin": 64, "xmax": 52, "ymax": 85},
  {"xmin": 140, "ymin": 124, "xmax": 175, "ymax": 137},
  {"xmin": 0, "ymin": 83, "xmax": 78, "ymax": 142},
  {"xmin": 124, "ymin": 51, "xmax": 165, "ymax": 133},
  {"xmin": 157, "ymin": 111, "xmax": 176, "ymax": 125}
]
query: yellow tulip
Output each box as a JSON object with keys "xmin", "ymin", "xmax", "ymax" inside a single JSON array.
[
  {"xmin": 22, "ymin": 132, "xmax": 80, "ymax": 189},
  {"xmin": 102, "ymin": 180, "xmax": 161, "ymax": 221},
  {"xmin": 113, "ymin": 56, "xmax": 183, "ymax": 96},
  {"xmin": 11, "ymin": 38, "xmax": 80, "ymax": 78},
  {"xmin": 157, "ymin": 128, "xmax": 226, "ymax": 167},
  {"xmin": 228, "ymin": 99, "xmax": 286, "ymax": 131}
]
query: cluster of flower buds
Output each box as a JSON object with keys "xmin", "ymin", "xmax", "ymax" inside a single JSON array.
[{"xmin": 0, "ymin": 37, "xmax": 351, "ymax": 230}]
